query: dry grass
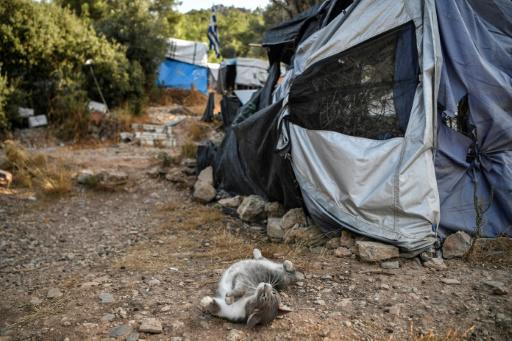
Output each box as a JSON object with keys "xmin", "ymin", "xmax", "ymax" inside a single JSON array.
[
  {"xmin": 406, "ymin": 325, "xmax": 475, "ymax": 341},
  {"xmin": 3, "ymin": 140, "xmax": 72, "ymax": 196},
  {"xmin": 180, "ymin": 142, "xmax": 197, "ymax": 159},
  {"xmin": 187, "ymin": 120, "xmax": 210, "ymax": 142}
]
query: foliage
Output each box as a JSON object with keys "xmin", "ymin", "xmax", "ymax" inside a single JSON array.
[
  {"xmin": 0, "ymin": 68, "xmax": 12, "ymax": 135},
  {"xmin": 175, "ymin": 6, "xmax": 267, "ymax": 60},
  {"xmin": 0, "ymin": 0, "xmax": 137, "ymax": 135}
]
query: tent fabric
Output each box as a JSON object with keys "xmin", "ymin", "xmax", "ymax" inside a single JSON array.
[
  {"xmin": 278, "ymin": 0, "xmax": 441, "ymax": 253},
  {"xmin": 156, "ymin": 59, "xmax": 208, "ymax": 94},
  {"xmin": 434, "ymin": 0, "xmax": 512, "ymax": 238},
  {"xmin": 235, "ymin": 58, "xmax": 269, "ymax": 88},
  {"xmin": 165, "ymin": 38, "xmax": 208, "ymax": 66},
  {"xmin": 203, "ymin": 0, "xmax": 511, "ymax": 255}
]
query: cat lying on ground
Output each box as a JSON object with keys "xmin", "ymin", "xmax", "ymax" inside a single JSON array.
[{"xmin": 201, "ymin": 248, "xmax": 298, "ymax": 327}]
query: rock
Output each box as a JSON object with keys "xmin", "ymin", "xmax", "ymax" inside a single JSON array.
[
  {"xmin": 267, "ymin": 218, "xmax": 284, "ymax": 241},
  {"xmin": 101, "ymin": 313, "xmax": 115, "ymax": 322},
  {"xmin": 47, "ymin": 288, "xmax": 63, "ymax": 299},
  {"xmin": 161, "ymin": 305, "xmax": 171, "ymax": 312},
  {"xmin": 482, "ymin": 280, "xmax": 508, "ymax": 295},
  {"xmin": 171, "ymin": 320, "xmax": 185, "ymax": 332},
  {"xmin": 336, "ymin": 298, "xmax": 352, "ymax": 310},
  {"xmin": 314, "ymin": 299, "xmax": 326, "ymax": 306},
  {"xmin": 339, "ymin": 230, "xmax": 355, "ymax": 248},
  {"xmin": 0, "ymin": 170, "xmax": 13, "ymax": 188},
  {"xmin": 380, "ymin": 283, "xmax": 390, "ymax": 290},
  {"xmin": 126, "ymin": 332, "xmax": 140, "ymax": 341},
  {"xmin": 30, "ymin": 297, "xmax": 42, "ymax": 305},
  {"xmin": 226, "ymin": 330, "xmax": 245, "ymax": 341},
  {"xmin": 441, "ymin": 278, "xmax": 461, "ymax": 285},
  {"xmin": 99, "ymin": 292, "xmax": 114, "ymax": 304},
  {"xmin": 197, "ymin": 166, "xmax": 214, "ymax": 186},
  {"xmin": 423, "ymin": 257, "xmax": 447, "ymax": 271},
  {"xmin": 284, "ymin": 225, "xmax": 326, "ymax": 247},
  {"xmin": 356, "ymin": 241, "xmax": 399, "ymax": 262},
  {"xmin": 237, "ymin": 195, "xmax": 266, "ymax": 222},
  {"xmin": 265, "ymin": 202, "xmax": 285, "ymax": 218},
  {"xmin": 496, "ymin": 313, "xmax": 512, "ymax": 328},
  {"xmin": 148, "ymin": 278, "xmax": 161, "ymax": 286},
  {"xmin": 334, "ymin": 247, "xmax": 352, "ymax": 258},
  {"xmin": 165, "ymin": 168, "xmax": 187, "ymax": 184},
  {"xmin": 139, "ymin": 317, "xmax": 163, "ymax": 334},
  {"xmin": 442, "ymin": 231, "xmax": 472, "ymax": 259},
  {"xmin": 77, "ymin": 170, "xmax": 95, "ymax": 185},
  {"xmin": 193, "ymin": 180, "xmax": 216, "ymax": 203},
  {"xmin": 182, "ymin": 158, "xmax": 197, "ymax": 168},
  {"xmin": 97, "ymin": 170, "xmax": 128, "ymax": 188},
  {"xmin": 218, "ymin": 196, "xmax": 242, "ymax": 209},
  {"xmin": 110, "ymin": 324, "xmax": 132, "ymax": 338},
  {"xmin": 385, "ymin": 304, "xmax": 401, "ymax": 316},
  {"xmin": 381, "ymin": 260, "xmax": 400, "ymax": 269},
  {"xmin": 326, "ymin": 238, "xmax": 340, "ymax": 250},
  {"xmin": 281, "ymin": 208, "xmax": 306, "ymax": 230},
  {"xmin": 120, "ymin": 132, "xmax": 135, "ymax": 142}
]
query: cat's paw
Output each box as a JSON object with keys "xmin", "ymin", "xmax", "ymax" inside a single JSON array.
[
  {"xmin": 225, "ymin": 294, "xmax": 235, "ymax": 305},
  {"xmin": 253, "ymin": 248, "xmax": 263, "ymax": 259},
  {"xmin": 200, "ymin": 296, "xmax": 219, "ymax": 314},
  {"xmin": 283, "ymin": 260, "xmax": 295, "ymax": 272}
]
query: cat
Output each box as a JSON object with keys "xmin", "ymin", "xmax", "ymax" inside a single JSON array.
[{"xmin": 200, "ymin": 248, "xmax": 298, "ymax": 327}]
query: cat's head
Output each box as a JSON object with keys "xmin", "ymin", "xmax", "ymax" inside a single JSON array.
[{"xmin": 246, "ymin": 283, "xmax": 280, "ymax": 327}]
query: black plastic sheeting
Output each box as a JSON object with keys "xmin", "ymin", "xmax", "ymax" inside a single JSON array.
[
  {"xmin": 263, "ymin": 0, "xmax": 354, "ymax": 64},
  {"xmin": 220, "ymin": 95, "xmax": 241, "ymax": 128},
  {"xmin": 201, "ymin": 92, "xmax": 215, "ymax": 122},
  {"xmin": 198, "ymin": 61, "xmax": 303, "ymax": 209},
  {"xmin": 434, "ymin": 0, "xmax": 512, "ymax": 238},
  {"xmin": 214, "ymin": 100, "xmax": 303, "ymax": 209}
]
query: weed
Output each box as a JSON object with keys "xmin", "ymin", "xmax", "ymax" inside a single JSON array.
[{"xmin": 3, "ymin": 140, "xmax": 72, "ymax": 196}]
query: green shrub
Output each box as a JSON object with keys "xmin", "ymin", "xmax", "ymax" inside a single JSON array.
[
  {"xmin": 0, "ymin": 0, "xmax": 138, "ymax": 132},
  {"xmin": 0, "ymin": 69, "xmax": 12, "ymax": 135}
]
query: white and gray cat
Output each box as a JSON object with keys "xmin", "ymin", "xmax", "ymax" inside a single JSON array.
[{"xmin": 201, "ymin": 249, "xmax": 298, "ymax": 327}]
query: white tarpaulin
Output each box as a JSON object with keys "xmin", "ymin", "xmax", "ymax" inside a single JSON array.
[
  {"xmin": 235, "ymin": 58, "xmax": 269, "ymax": 88},
  {"xmin": 165, "ymin": 38, "xmax": 208, "ymax": 67}
]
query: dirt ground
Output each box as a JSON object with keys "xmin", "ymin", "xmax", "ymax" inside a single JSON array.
[{"xmin": 1, "ymin": 113, "xmax": 511, "ymax": 341}]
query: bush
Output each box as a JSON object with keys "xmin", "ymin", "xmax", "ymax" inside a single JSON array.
[
  {"xmin": 0, "ymin": 0, "xmax": 140, "ymax": 133},
  {"xmin": 0, "ymin": 69, "xmax": 11, "ymax": 136}
]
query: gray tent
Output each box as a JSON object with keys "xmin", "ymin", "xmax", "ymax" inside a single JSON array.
[{"xmin": 204, "ymin": 0, "xmax": 512, "ymax": 254}]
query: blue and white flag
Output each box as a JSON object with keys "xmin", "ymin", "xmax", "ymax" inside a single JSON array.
[{"xmin": 208, "ymin": 6, "xmax": 221, "ymax": 58}]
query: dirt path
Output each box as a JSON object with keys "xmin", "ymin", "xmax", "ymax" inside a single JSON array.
[{"xmin": 0, "ymin": 142, "xmax": 511, "ymax": 341}]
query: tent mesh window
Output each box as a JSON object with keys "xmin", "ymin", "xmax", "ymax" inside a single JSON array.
[{"xmin": 289, "ymin": 22, "xmax": 418, "ymax": 140}]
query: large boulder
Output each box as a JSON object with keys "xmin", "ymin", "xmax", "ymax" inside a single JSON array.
[
  {"xmin": 281, "ymin": 208, "xmax": 306, "ymax": 231},
  {"xmin": 193, "ymin": 180, "xmax": 216, "ymax": 203},
  {"xmin": 267, "ymin": 218, "xmax": 284, "ymax": 241},
  {"xmin": 284, "ymin": 225, "xmax": 326, "ymax": 247},
  {"xmin": 265, "ymin": 202, "xmax": 285, "ymax": 218},
  {"xmin": 339, "ymin": 230, "xmax": 355, "ymax": 248},
  {"xmin": 356, "ymin": 241, "xmax": 399, "ymax": 262},
  {"xmin": 197, "ymin": 166, "xmax": 214, "ymax": 186},
  {"xmin": 237, "ymin": 195, "xmax": 266, "ymax": 222},
  {"xmin": 442, "ymin": 231, "xmax": 472, "ymax": 259}
]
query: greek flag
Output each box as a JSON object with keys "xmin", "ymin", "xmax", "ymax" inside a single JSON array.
[{"xmin": 208, "ymin": 6, "xmax": 221, "ymax": 58}]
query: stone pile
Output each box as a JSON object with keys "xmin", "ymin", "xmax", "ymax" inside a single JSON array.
[{"xmin": 120, "ymin": 123, "xmax": 176, "ymax": 148}]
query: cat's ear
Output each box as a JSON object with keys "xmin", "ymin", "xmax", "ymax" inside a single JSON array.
[{"xmin": 247, "ymin": 312, "xmax": 261, "ymax": 328}]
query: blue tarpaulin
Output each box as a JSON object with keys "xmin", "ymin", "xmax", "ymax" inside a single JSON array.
[
  {"xmin": 435, "ymin": 0, "xmax": 512, "ymax": 238},
  {"xmin": 156, "ymin": 59, "xmax": 208, "ymax": 94}
]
